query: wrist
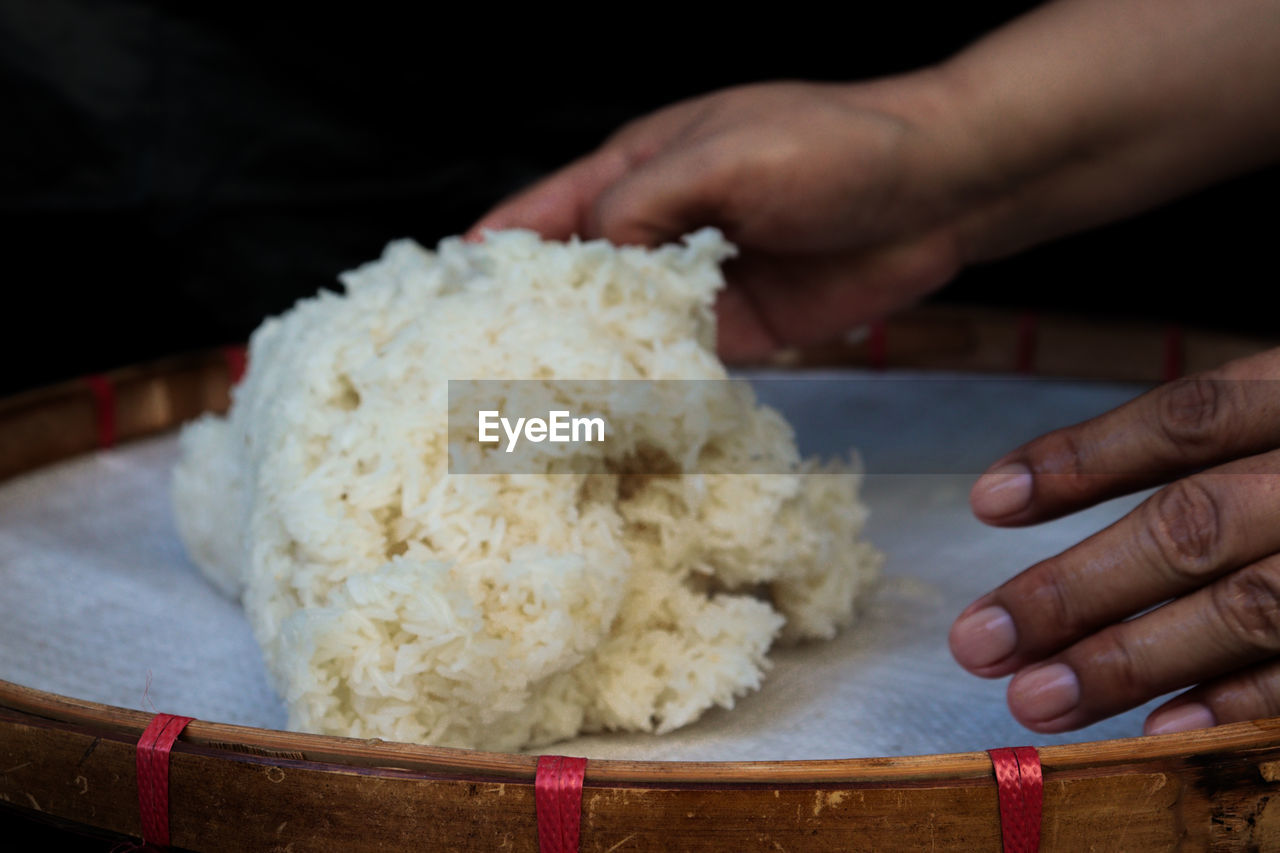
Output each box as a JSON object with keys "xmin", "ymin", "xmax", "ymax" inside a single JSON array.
[{"xmin": 831, "ymin": 67, "xmax": 997, "ymax": 270}]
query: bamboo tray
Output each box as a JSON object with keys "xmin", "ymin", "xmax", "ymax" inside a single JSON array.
[{"xmin": 3, "ymin": 304, "xmax": 1280, "ymax": 851}]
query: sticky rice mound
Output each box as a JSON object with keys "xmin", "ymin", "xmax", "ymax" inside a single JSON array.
[{"xmin": 172, "ymin": 228, "xmax": 881, "ymax": 751}]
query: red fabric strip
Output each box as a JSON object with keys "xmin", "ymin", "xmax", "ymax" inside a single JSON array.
[
  {"xmin": 989, "ymin": 747, "xmax": 1024, "ymax": 852},
  {"xmin": 1163, "ymin": 325, "xmax": 1185, "ymax": 382},
  {"xmin": 222, "ymin": 345, "xmax": 248, "ymax": 386},
  {"xmin": 1012, "ymin": 746, "xmax": 1043, "ymax": 852},
  {"xmin": 867, "ymin": 321, "xmax": 888, "ymax": 370},
  {"xmin": 536, "ymin": 754, "xmax": 587, "ymax": 853},
  {"xmin": 988, "ymin": 746, "xmax": 1042, "ymax": 853},
  {"xmin": 136, "ymin": 713, "xmax": 195, "ymax": 848},
  {"xmin": 1015, "ymin": 312, "xmax": 1038, "ymax": 374},
  {"xmin": 85, "ymin": 374, "xmax": 116, "ymax": 449}
]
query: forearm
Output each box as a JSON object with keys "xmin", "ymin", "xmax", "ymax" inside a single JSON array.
[{"xmin": 924, "ymin": 0, "xmax": 1280, "ymax": 264}]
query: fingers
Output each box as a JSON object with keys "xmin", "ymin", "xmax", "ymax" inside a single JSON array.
[
  {"xmin": 957, "ymin": 348, "xmax": 1280, "ymax": 736},
  {"xmin": 715, "ymin": 229, "xmax": 962, "ymax": 361},
  {"xmin": 466, "ymin": 147, "xmax": 634, "ymax": 241},
  {"xmin": 1000, "ymin": 551, "xmax": 1280, "ymax": 732},
  {"xmin": 970, "ymin": 350, "xmax": 1280, "ymax": 527},
  {"xmin": 585, "ymin": 138, "xmax": 734, "ymax": 247},
  {"xmin": 952, "ymin": 445, "xmax": 1280, "ymax": 733},
  {"xmin": 468, "ymin": 95, "xmax": 713, "ymax": 243},
  {"xmin": 714, "ymin": 287, "xmax": 781, "ymax": 363},
  {"xmin": 469, "ymin": 125, "xmax": 737, "ymax": 247},
  {"xmin": 1145, "ymin": 659, "xmax": 1280, "ymax": 736},
  {"xmin": 951, "ymin": 452, "xmax": 1280, "ymax": 678},
  {"xmin": 467, "ymin": 119, "xmax": 723, "ymax": 246}
]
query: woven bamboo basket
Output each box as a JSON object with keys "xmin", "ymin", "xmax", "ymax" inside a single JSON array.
[{"xmin": 3, "ymin": 304, "xmax": 1279, "ymax": 851}]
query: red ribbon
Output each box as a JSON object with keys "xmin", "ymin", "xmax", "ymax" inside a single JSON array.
[
  {"xmin": 536, "ymin": 754, "xmax": 587, "ymax": 853},
  {"xmin": 85, "ymin": 374, "xmax": 116, "ymax": 449},
  {"xmin": 136, "ymin": 713, "xmax": 195, "ymax": 849},
  {"xmin": 988, "ymin": 746, "xmax": 1043, "ymax": 853},
  {"xmin": 222, "ymin": 345, "xmax": 248, "ymax": 386}
]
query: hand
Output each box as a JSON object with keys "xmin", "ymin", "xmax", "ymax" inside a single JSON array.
[
  {"xmin": 952, "ymin": 348, "xmax": 1280, "ymax": 735},
  {"xmin": 469, "ymin": 78, "xmax": 969, "ymax": 361},
  {"xmin": 471, "ymin": 1, "xmax": 1280, "ymax": 365}
]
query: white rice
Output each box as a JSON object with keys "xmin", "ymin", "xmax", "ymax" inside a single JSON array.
[{"xmin": 171, "ymin": 228, "xmax": 881, "ymax": 751}]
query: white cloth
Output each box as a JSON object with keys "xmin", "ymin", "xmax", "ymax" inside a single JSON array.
[{"xmin": 0, "ymin": 371, "xmax": 1166, "ymax": 759}]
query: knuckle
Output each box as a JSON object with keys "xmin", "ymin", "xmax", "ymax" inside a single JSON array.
[
  {"xmin": 1027, "ymin": 428, "xmax": 1096, "ymax": 499},
  {"xmin": 1146, "ymin": 479, "xmax": 1223, "ymax": 580},
  {"xmin": 1239, "ymin": 668, "xmax": 1280, "ymax": 718},
  {"xmin": 1024, "ymin": 560, "xmax": 1087, "ymax": 639},
  {"xmin": 1038, "ymin": 428, "xmax": 1086, "ymax": 478},
  {"xmin": 1208, "ymin": 665, "xmax": 1280, "ymax": 722},
  {"xmin": 1087, "ymin": 628, "xmax": 1147, "ymax": 699},
  {"xmin": 1157, "ymin": 376, "xmax": 1229, "ymax": 451},
  {"xmin": 1212, "ymin": 567, "xmax": 1280, "ymax": 654}
]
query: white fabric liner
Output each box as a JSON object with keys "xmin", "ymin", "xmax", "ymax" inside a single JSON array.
[{"xmin": 0, "ymin": 370, "xmax": 1171, "ymax": 760}]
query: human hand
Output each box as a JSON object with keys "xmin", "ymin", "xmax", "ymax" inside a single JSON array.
[
  {"xmin": 951, "ymin": 348, "xmax": 1280, "ymax": 736},
  {"xmin": 472, "ymin": 0, "xmax": 1280, "ymax": 365},
  {"xmin": 469, "ymin": 78, "xmax": 970, "ymax": 361}
]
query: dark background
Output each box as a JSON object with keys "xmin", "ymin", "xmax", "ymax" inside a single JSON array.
[{"xmin": 1, "ymin": 1, "xmax": 1275, "ymax": 399}]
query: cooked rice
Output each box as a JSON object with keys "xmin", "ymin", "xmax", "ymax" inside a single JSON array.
[{"xmin": 172, "ymin": 229, "xmax": 881, "ymax": 751}]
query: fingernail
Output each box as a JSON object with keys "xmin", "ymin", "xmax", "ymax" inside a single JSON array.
[
  {"xmin": 971, "ymin": 463, "xmax": 1033, "ymax": 519},
  {"xmin": 1009, "ymin": 663, "xmax": 1080, "ymax": 723},
  {"xmin": 950, "ymin": 605, "xmax": 1017, "ymax": 669},
  {"xmin": 1145, "ymin": 703, "xmax": 1216, "ymax": 736}
]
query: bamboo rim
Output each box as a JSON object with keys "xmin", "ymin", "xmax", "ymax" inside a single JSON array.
[{"xmin": 3, "ymin": 304, "xmax": 1280, "ymax": 850}]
